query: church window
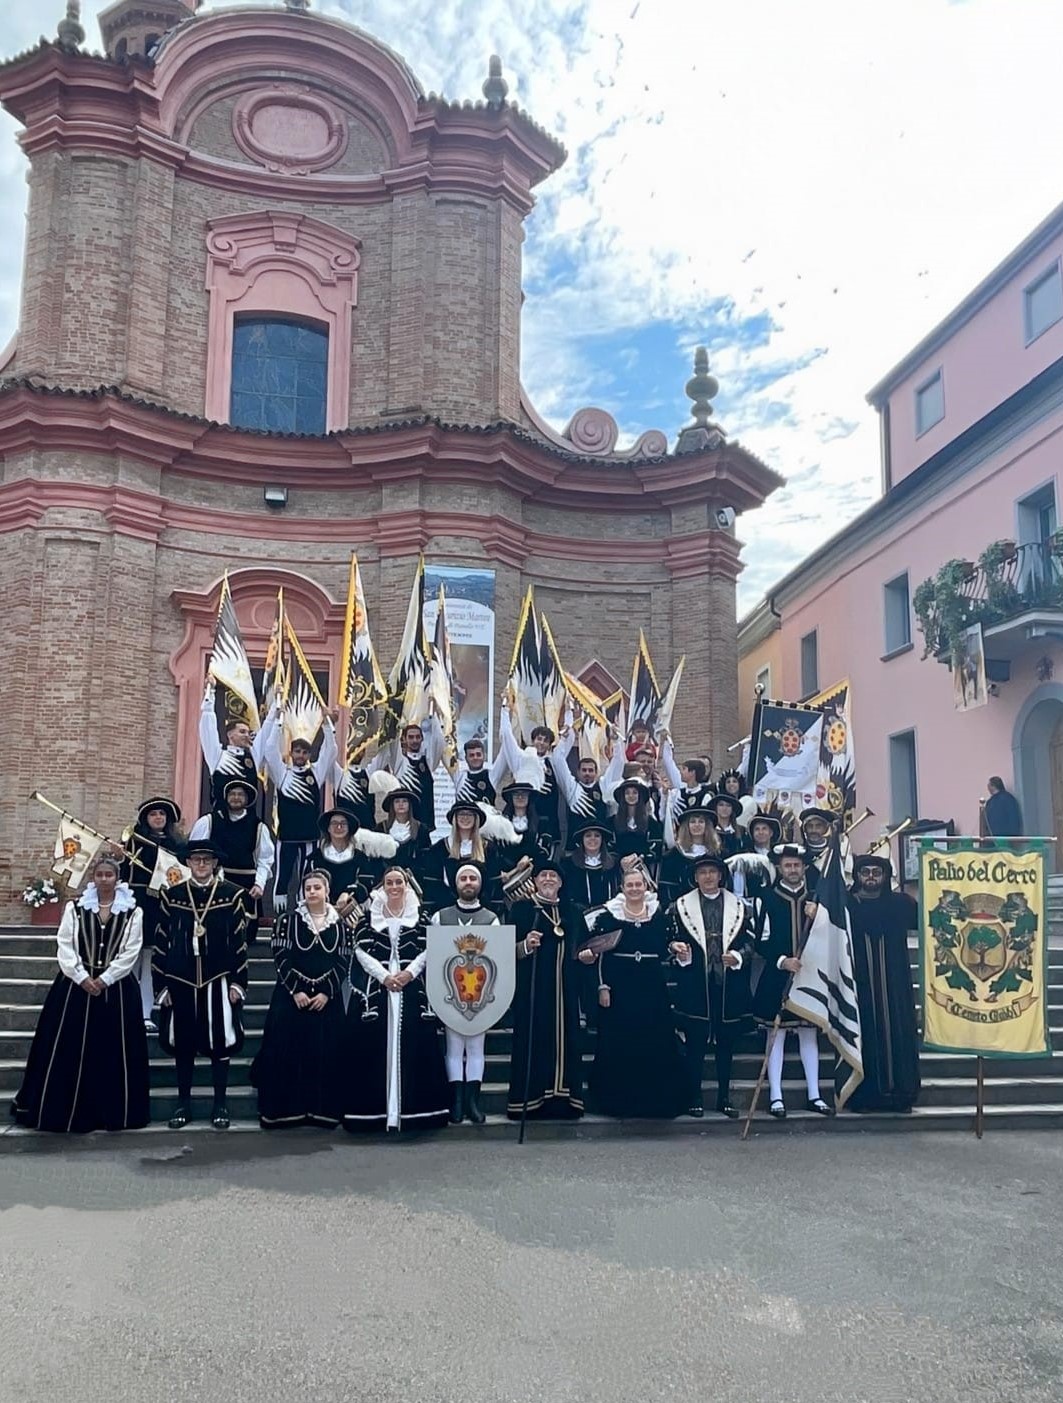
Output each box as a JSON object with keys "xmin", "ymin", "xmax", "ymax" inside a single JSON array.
[{"xmin": 230, "ymin": 316, "xmax": 329, "ymax": 435}]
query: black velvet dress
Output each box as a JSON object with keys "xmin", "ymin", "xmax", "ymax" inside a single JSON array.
[
  {"xmin": 846, "ymin": 891, "xmax": 922, "ymax": 1112},
  {"xmin": 506, "ymin": 899, "xmax": 584, "ymax": 1120},
  {"xmin": 251, "ymin": 905, "xmax": 350, "ymax": 1127},
  {"xmin": 584, "ymin": 900, "xmax": 685, "ymax": 1119}
]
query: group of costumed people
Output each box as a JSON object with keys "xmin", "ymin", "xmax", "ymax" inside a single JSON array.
[{"xmin": 13, "ymin": 687, "xmax": 921, "ymax": 1135}]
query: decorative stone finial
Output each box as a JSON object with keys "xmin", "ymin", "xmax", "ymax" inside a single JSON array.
[
  {"xmin": 284, "ymin": 0, "xmax": 311, "ymax": 11},
  {"xmin": 57, "ymin": 0, "xmax": 85, "ymax": 50},
  {"xmin": 685, "ymin": 346, "xmax": 719, "ymax": 428},
  {"xmin": 483, "ymin": 55, "xmax": 509, "ymax": 108}
]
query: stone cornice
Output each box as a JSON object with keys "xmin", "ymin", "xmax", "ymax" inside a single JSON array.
[
  {"xmin": 0, "ymin": 382, "xmax": 782, "ymax": 517},
  {"xmin": 0, "ymin": 477, "xmax": 746, "ymax": 579}
]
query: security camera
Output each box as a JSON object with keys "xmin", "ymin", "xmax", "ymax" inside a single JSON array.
[{"xmin": 713, "ymin": 507, "xmax": 736, "ymax": 530}]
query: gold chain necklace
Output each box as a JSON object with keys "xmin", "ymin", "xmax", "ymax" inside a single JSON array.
[{"xmin": 188, "ymin": 878, "xmax": 220, "ymax": 951}]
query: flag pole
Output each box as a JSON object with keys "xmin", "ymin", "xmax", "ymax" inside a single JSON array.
[
  {"xmin": 518, "ymin": 944, "xmax": 538, "ymax": 1147},
  {"xmin": 975, "ymin": 1055, "xmax": 985, "ymax": 1139},
  {"xmin": 741, "ymin": 1012, "xmax": 780, "ymax": 1141},
  {"xmin": 31, "ymin": 792, "xmax": 153, "ymax": 876}
]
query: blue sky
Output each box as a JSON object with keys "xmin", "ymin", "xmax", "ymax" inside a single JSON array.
[{"xmin": 2, "ymin": 1, "xmax": 1062, "ymax": 610}]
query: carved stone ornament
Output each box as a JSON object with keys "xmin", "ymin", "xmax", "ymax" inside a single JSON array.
[{"xmin": 232, "ymin": 84, "xmax": 349, "ymax": 175}]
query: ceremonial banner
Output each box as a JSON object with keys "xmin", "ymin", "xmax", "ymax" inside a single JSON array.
[
  {"xmin": 283, "ymin": 618, "xmax": 327, "ymax": 750},
  {"xmin": 953, "ymin": 623, "xmax": 988, "ymax": 712},
  {"xmin": 426, "ymin": 924, "xmax": 516, "ymax": 1037},
  {"xmin": 630, "ymin": 630, "xmax": 662, "ymax": 732},
  {"xmin": 808, "ymin": 678, "xmax": 856, "ymax": 823},
  {"xmin": 785, "ymin": 833, "xmax": 863, "ymax": 1107},
  {"xmin": 748, "ymin": 699, "xmax": 824, "ymax": 810},
  {"xmin": 426, "ymin": 584, "xmax": 460, "ymax": 778},
  {"xmin": 208, "ymin": 573, "xmax": 259, "ymax": 732},
  {"xmin": 382, "ymin": 555, "xmax": 431, "ymax": 743},
  {"xmin": 51, "ymin": 816, "xmax": 105, "ymax": 891},
  {"xmin": 147, "ymin": 847, "xmax": 192, "ymax": 893},
  {"xmin": 921, "ymin": 842, "xmax": 1050, "ymax": 1057},
  {"xmin": 424, "ymin": 563, "xmax": 496, "ymax": 827},
  {"xmin": 339, "ymin": 555, "xmax": 387, "ymax": 765}
]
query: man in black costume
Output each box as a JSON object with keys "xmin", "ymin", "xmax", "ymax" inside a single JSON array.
[
  {"xmin": 846, "ymin": 854, "xmax": 921, "ymax": 1112},
  {"xmin": 154, "ymin": 840, "xmax": 250, "ymax": 1130},
  {"xmin": 667, "ymin": 853, "xmax": 754, "ymax": 1118}
]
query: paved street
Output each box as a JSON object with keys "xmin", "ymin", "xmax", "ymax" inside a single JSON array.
[{"xmin": 1, "ymin": 1130, "xmax": 1061, "ymax": 1402}]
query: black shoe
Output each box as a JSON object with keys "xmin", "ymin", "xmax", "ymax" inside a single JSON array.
[
  {"xmin": 464, "ymin": 1080, "xmax": 486, "ymax": 1125},
  {"xmin": 449, "ymin": 1081, "xmax": 465, "ymax": 1125},
  {"xmin": 716, "ymin": 1103, "xmax": 739, "ymax": 1119},
  {"xmin": 210, "ymin": 1102, "xmax": 231, "ymax": 1129},
  {"xmin": 807, "ymin": 1098, "xmax": 834, "ymax": 1116},
  {"xmin": 687, "ymin": 1104, "xmax": 704, "ymax": 1118},
  {"xmin": 168, "ymin": 1102, "xmax": 191, "ymax": 1130},
  {"xmin": 769, "ymin": 1099, "xmax": 787, "ymax": 1119}
]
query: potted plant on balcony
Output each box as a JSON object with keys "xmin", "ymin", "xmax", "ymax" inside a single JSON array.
[
  {"xmin": 913, "ymin": 559, "xmax": 977, "ymax": 660},
  {"xmin": 979, "ymin": 540, "xmax": 1022, "ymax": 624},
  {"xmin": 21, "ymin": 876, "xmax": 61, "ymax": 926}
]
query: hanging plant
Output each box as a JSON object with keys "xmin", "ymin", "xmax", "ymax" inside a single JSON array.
[
  {"xmin": 979, "ymin": 540, "xmax": 1022, "ymax": 624},
  {"xmin": 913, "ymin": 559, "xmax": 977, "ymax": 659}
]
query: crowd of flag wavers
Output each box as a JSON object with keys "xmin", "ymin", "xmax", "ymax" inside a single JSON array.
[{"xmin": 14, "ymin": 563, "xmax": 921, "ymax": 1135}]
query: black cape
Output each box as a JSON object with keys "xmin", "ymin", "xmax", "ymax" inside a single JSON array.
[
  {"xmin": 506, "ymin": 899, "xmax": 584, "ymax": 1120},
  {"xmin": 846, "ymin": 890, "xmax": 921, "ymax": 1112},
  {"xmin": 251, "ymin": 907, "xmax": 350, "ymax": 1127},
  {"xmin": 153, "ymin": 878, "xmax": 249, "ymax": 1058}
]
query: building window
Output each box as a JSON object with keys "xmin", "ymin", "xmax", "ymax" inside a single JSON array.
[
  {"xmin": 915, "ymin": 369, "xmax": 944, "ymax": 436},
  {"xmin": 1024, "ymin": 262, "xmax": 1063, "ymax": 345},
  {"xmin": 889, "ymin": 730, "xmax": 919, "ymax": 823},
  {"xmin": 883, "ymin": 572, "xmax": 912, "ymax": 655},
  {"xmin": 1017, "ymin": 482, "xmax": 1058, "ymax": 546},
  {"xmin": 800, "ymin": 630, "xmax": 818, "ymax": 697},
  {"xmin": 230, "ymin": 316, "xmax": 329, "ymax": 435},
  {"xmin": 755, "ymin": 664, "xmax": 772, "ymax": 696}
]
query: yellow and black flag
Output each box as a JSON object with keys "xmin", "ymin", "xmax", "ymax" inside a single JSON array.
[
  {"xmin": 382, "ymin": 555, "xmax": 430, "ymax": 743},
  {"xmin": 208, "ymin": 572, "xmax": 258, "ymax": 731},
  {"xmin": 428, "ymin": 584, "xmax": 459, "ymax": 776},
  {"xmin": 283, "ymin": 617, "xmax": 327, "ymax": 752},
  {"xmin": 630, "ymin": 629, "xmax": 662, "ymax": 734},
  {"xmin": 338, "ymin": 555, "xmax": 386, "ymax": 766}
]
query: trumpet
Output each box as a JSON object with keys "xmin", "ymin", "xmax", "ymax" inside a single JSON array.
[
  {"xmin": 500, "ymin": 855, "xmax": 537, "ymax": 905},
  {"xmin": 867, "ymin": 816, "xmax": 913, "ymax": 855},
  {"xmin": 843, "ymin": 807, "xmax": 875, "ymax": 839}
]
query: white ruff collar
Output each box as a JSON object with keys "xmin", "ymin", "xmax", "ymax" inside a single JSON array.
[
  {"xmin": 605, "ymin": 891, "xmax": 659, "ymax": 920},
  {"xmin": 296, "ymin": 900, "xmax": 340, "ymax": 932},
  {"xmin": 79, "ymin": 882, "xmax": 136, "ymax": 915},
  {"xmin": 369, "ymin": 886, "xmax": 420, "ymax": 928}
]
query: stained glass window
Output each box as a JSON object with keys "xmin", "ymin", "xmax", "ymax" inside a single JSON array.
[{"xmin": 230, "ymin": 316, "xmax": 328, "ymax": 435}]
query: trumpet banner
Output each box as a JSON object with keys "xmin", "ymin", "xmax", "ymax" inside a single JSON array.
[
  {"xmin": 920, "ymin": 842, "xmax": 1050, "ymax": 1058},
  {"xmin": 808, "ymin": 677, "xmax": 856, "ymax": 824}
]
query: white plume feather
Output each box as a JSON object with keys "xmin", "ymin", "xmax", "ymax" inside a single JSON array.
[
  {"xmin": 478, "ymin": 805, "xmax": 520, "ymax": 844},
  {"xmin": 725, "ymin": 851, "xmax": 774, "ymax": 879},
  {"xmin": 354, "ymin": 829, "xmax": 399, "ymax": 859},
  {"xmin": 369, "ymin": 771, "xmax": 400, "ymax": 798}
]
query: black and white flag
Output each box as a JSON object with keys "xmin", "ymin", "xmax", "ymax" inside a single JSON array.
[{"xmin": 785, "ymin": 832, "xmax": 863, "ymax": 1107}]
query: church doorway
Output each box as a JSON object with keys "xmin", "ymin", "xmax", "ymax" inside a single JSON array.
[{"xmin": 1014, "ymin": 686, "xmax": 1063, "ymax": 869}]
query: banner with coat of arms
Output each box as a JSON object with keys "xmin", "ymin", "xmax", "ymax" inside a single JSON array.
[
  {"xmin": 920, "ymin": 842, "xmax": 1050, "ymax": 1058},
  {"xmin": 747, "ymin": 699, "xmax": 823, "ymax": 811},
  {"xmin": 425, "ymin": 924, "xmax": 516, "ymax": 1038},
  {"xmin": 807, "ymin": 678, "xmax": 857, "ymax": 824}
]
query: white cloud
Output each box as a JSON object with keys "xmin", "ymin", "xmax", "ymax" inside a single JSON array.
[{"xmin": 3, "ymin": 1, "xmax": 1062, "ymax": 611}]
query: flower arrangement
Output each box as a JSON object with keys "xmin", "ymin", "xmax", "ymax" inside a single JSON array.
[{"xmin": 21, "ymin": 877, "xmax": 60, "ymax": 910}]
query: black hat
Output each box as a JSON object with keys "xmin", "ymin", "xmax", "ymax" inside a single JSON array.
[
  {"xmin": 707, "ymin": 793, "xmax": 739, "ymax": 823},
  {"xmin": 715, "ymin": 767, "xmax": 747, "ymax": 795},
  {"xmin": 572, "ymin": 819, "xmax": 615, "ymax": 846},
  {"xmin": 613, "ymin": 775, "xmax": 653, "ymax": 806},
  {"xmin": 319, "ymin": 807, "xmax": 359, "ymax": 837},
  {"xmin": 533, "ymin": 855, "xmax": 565, "ymax": 879},
  {"xmin": 692, "ymin": 852, "xmax": 730, "ymax": 882},
  {"xmin": 223, "ymin": 778, "xmax": 258, "ymax": 804},
  {"xmin": 854, "ymin": 853, "xmax": 893, "ymax": 880},
  {"xmin": 185, "ymin": 839, "xmax": 218, "ymax": 861},
  {"xmin": 678, "ymin": 792, "xmax": 716, "ymax": 819},
  {"xmin": 772, "ymin": 842, "xmax": 807, "ymax": 861},
  {"xmin": 381, "ymin": 787, "xmax": 419, "ymax": 813},
  {"xmin": 446, "ymin": 799, "xmax": 484, "ymax": 826},
  {"xmin": 799, "ymin": 807, "xmax": 836, "ymax": 828},
  {"xmin": 746, "ymin": 811, "xmax": 783, "ymax": 844},
  {"xmin": 137, "ymin": 796, "xmax": 181, "ymax": 826}
]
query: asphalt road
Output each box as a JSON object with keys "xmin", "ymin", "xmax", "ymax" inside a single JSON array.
[{"xmin": 0, "ymin": 1130, "xmax": 1060, "ymax": 1402}]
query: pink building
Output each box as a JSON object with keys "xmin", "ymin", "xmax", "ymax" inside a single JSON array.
[{"xmin": 739, "ymin": 200, "xmax": 1063, "ymax": 863}]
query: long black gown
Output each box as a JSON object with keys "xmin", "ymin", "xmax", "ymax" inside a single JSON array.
[
  {"xmin": 343, "ymin": 898, "xmax": 449, "ymax": 1131},
  {"xmin": 251, "ymin": 905, "xmax": 350, "ymax": 1127},
  {"xmin": 846, "ymin": 890, "xmax": 921, "ymax": 1112},
  {"xmin": 506, "ymin": 898, "xmax": 584, "ymax": 1120},
  {"xmin": 584, "ymin": 899, "xmax": 685, "ymax": 1118},
  {"xmin": 13, "ymin": 894, "xmax": 149, "ymax": 1132}
]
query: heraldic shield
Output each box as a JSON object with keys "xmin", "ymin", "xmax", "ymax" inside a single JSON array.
[{"xmin": 426, "ymin": 925, "xmax": 516, "ymax": 1038}]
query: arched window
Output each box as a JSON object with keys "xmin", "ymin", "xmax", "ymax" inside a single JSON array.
[
  {"xmin": 230, "ymin": 315, "xmax": 329, "ymax": 434},
  {"xmin": 115, "ymin": 38, "xmax": 129, "ymax": 61},
  {"xmin": 145, "ymin": 33, "xmax": 160, "ymax": 56}
]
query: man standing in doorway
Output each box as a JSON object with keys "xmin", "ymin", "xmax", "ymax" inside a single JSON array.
[{"xmin": 983, "ymin": 776, "xmax": 1024, "ymax": 837}]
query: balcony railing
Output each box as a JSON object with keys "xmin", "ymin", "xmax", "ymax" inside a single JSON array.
[{"xmin": 913, "ymin": 538, "xmax": 1063, "ymax": 659}]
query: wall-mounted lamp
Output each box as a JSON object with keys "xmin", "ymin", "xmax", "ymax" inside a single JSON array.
[{"xmin": 263, "ymin": 486, "xmax": 289, "ymax": 510}]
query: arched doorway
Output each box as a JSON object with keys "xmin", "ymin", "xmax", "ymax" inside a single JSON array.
[{"xmin": 1013, "ymin": 684, "xmax": 1063, "ymax": 868}]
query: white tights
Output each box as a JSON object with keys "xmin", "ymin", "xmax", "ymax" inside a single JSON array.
[
  {"xmin": 444, "ymin": 1029, "xmax": 485, "ymax": 1083},
  {"xmin": 766, "ymin": 1025, "xmax": 820, "ymax": 1103}
]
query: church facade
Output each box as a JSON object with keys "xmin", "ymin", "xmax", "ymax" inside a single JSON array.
[{"xmin": 0, "ymin": 1, "xmax": 779, "ymax": 912}]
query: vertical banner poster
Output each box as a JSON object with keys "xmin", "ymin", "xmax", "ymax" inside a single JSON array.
[
  {"xmin": 953, "ymin": 623, "xmax": 988, "ymax": 712},
  {"xmin": 807, "ymin": 678, "xmax": 856, "ymax": 825},
  {"xmin": 920, "ymin": 842, "xmax": 1050, "ymax": 1057},
  {"xmin": 748, "ymin": 700, "xmax": 824, "ymax": 812},
  {"xmin": 424, "ymin": 564, "xmax": 497, "ymax": 829}
]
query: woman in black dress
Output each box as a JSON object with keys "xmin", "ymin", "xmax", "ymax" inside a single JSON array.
[
  {"xmin": 343, "ymin": 867, "xmax": 449, "ymax": 1132},
  {"xmin": 377, "ymin": 787, "xmax": 432, "ymax": 884},
  {"xmin": 13, "ymin": 853, "xmax": 149, "ymax": 1132},
  {"xmin": 610, "ymin": 777, "xmax": 663, "ymax": 867},
  {"xmin": 119, "ymin": 796, "xmax": 186, "ymax": 1030},
  {"xmin": 579, "ymin": 867, "xmax": 685, "ymax": 1118},
  {"xmin": 251, "ymin": 869, "xmax": 349, "ymax": 1128},
  {"xmin": 305, "ymin": 808, "xmax": 398, "ymax": 914},
  {"xmin": 659, "ymin": 797, "xmax": 721, "ymax": 907}
]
